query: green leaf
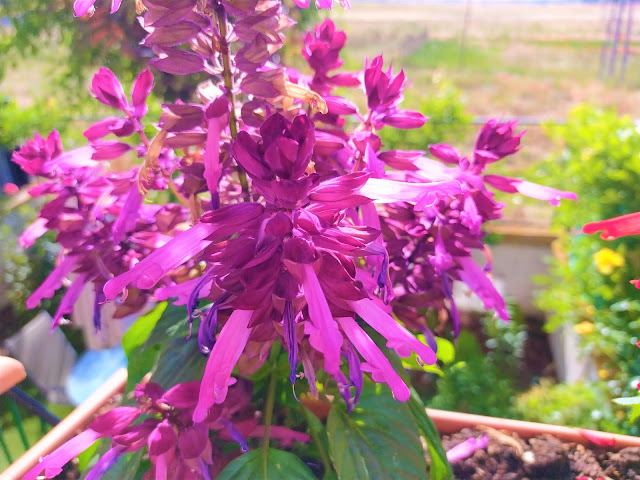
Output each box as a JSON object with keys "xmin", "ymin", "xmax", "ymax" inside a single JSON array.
[
  {"xmin": 122, "ymin": 303, "xmax": 189, "ymax": 391},
  {"xmin": 326, "ymin": 384, "xmax": 428, "ymax": 480},
  {"xmin": 142, "ymin": 304, "xmax": 190, "ymax": 348},
  {"xmin": 435, "ymin": 337, "xmax": 455, "ymax": 364},
  {"xmin": 407, "ymin": 391, "xmax": 453, "ymax": 480},
  {"xmin": 401, "ymin": 353, "xmax": 444, "ymax": 376},
  {"xmin": 100, "ymin": 450, "xmax": 144, "ymax": 480},
  {"xmin": 80, "ymin": 443, "xmax": 143, "ymax": 480},
  {"xmin": 122, "ymin": 303, "xmax": 167, "ymax": 357},
  {"xmin": 150, "ymin": 335, "xmax": 207, "ymax": 389},
  {"xmin": 126, "ymin": 344, "xmax": 161, "ymax": 392},
  {"xmin": 216, "ymin": 448, "xmax": 317, "ymax": 480},
  {"xmin": 613, "ymin": 396, "xmax": 640, "ymax": 406},
  {"xmin": 629, "ymin": 403, "xmax": 640, "ymax": 423},
  {"xmin": 76, "ymin": 440, "xmax": 100, "ymax": 472}
]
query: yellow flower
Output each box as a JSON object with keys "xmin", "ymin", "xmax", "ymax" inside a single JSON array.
[
  {"xmin": 574, "ymin": 321, "xmax": 595, "ymax": 335},
  {"xmin": 593, "ymin": 248, "xmax": 625, "ymax": 275}
]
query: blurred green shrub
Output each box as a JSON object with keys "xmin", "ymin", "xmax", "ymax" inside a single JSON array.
[
  {"xmin": 0, "ymin": 97, "xmax": 74, "ymax": 148},
  {"xmin": 379, "ymin": 82, "xmax": 472, "ymax": 151},
  {"xmin": 515, "ymin": 380, "xmax": 621, "ymax": 432},
  {"xmin": 532, "ymin": 105, "xmax": 640, "ymax": 400},
  {"xmin": 428, "ymin": 306, "xmax": 526, "ymax": 419}
]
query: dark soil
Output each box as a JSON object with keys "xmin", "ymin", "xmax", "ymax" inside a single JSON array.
[{"xmin": 442, "ymin": 428, "xmax": 640, "ymax": 480}]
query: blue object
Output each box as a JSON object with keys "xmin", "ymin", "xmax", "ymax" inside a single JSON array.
[{"xmin": 66, "ymin": 346, "xmax": 127, "ymax": 406}]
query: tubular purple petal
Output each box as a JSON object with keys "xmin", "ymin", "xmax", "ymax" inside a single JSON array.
[
  {"xmin": 85, "ymin": 446, "xmax": 124, "ymax": 480},
  {"xmin": 91, "ymin": 68, "xmax": 128, "ymax": 111},
  {"xmin": 73, "ymin": 0, "xmax": 96, "ymax": 17},
  {"xmin": 27, "ymin": 255, "xmax": 79, "ymax": 309},
  {"xmin": 131, "ymin": 69, "xmax": 154, "ymax": 118},
  {"xmin": 446, "ymin": 435, "xmax": 489, "ymax": 462},
  {"xmin": 483, "ymin": 174, "xmax": 577, "ymax": 206},
  {"xmin": 359, "ymin": 178, "xmax": 461, "ymax": 207},
  {"xmin": 301, "ymin": 263, "xmax": 343, "ymax": 375},
  {"xmin": 113, "ymin": 183, "xmax": 143, "ymax": 243},
  {"xmin": 104, "ymin": 221, "xmax": 217, "ymax": 300},
  {"xmin": 337, "ymin": 316, "xmax": 410, "ymax": 402},
  {"xmin": 220, "ymin": 419, "xmax": 249, "ymax": 452},
  {"xmin": 23, "ymin": 429, "xmax": 102, "ymax": 479},
  {"xmin": 178, "ymin": 425, "xmax": 208, "ymax": 459},
  {"xmin": 457, "ymin": 255, "xmax": 509, "ymax": 321},
  {"xmin": 193, "ymin": 310, "xmax": 253, "ymax": 422},
  {"xmin": 204, "ymin": 115, "xmax": 222, "ymax": 198},
  {"xmin": 283, "ymin": 300, "xmax": 299, "ymax": 385},
  {"xmin": 350, "ymin": 298, "xmax": 437, "ymax": 365},
  {"xmin": 18, "ymin": 217, "xmax": 48, "ymax": 248},
  {"xmin": 89, "ymin": 406, "xmax": 142, "ymax": 436}
]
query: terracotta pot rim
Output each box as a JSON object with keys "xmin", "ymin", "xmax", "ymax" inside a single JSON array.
[{"xmin": 427, "ymin": 407, "xmax": 640, "ymax": 449}]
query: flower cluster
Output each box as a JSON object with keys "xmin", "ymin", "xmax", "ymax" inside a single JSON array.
[
  {"xmin": 25, "ymin": 380, "xmax": 308, "ymax": 480},
  {"xmin": 14, "ymin": 1, "xmax": 576, "ymax": 478},
  {"xmin": 14, "ymin": 69, "xmax": 191, "ymax": 329}
]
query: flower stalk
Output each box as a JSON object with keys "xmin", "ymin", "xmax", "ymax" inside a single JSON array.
[
  {"xmin": 214, "ymin": 4, "xmax": 249, "ymax": 196},
  {"xmin": 262, "ymin": 342, "xmax": 281, "ymax": 474}
]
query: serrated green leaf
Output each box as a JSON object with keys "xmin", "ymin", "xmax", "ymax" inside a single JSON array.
[
  {"xmin": 326, "ymin": 384, "xmax": 428, "ymax": 480},
  {"xmin": 613, "ymin": 396, "xmax": 640, "ymax": 406},
  {"xmin": 122, "ymin": 303, "xmax": 167, "ymax": 357},
  {"xmin": 216, "ymin": 448, "xmax": 317, "ymax": 480}
]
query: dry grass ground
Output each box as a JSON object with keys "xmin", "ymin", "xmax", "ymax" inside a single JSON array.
[{"xmin": 332, "ymin": 3, "xmax": 640, "ymax": 172}]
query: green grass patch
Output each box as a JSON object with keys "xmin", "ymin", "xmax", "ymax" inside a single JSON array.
[{"xmin": 404, "ymin": 38, "xmax": 498, "ymax": 73}]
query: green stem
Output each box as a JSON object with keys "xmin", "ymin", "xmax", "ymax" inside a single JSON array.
[
  {"xmin": 214, "ymin": 5, "xmax": 249, "ymax": 196},
  {"xmin": 261, "ymin": 365, "xmax": 278, "ymax": 476},
  {"xmin": 303, "ymin": 409, "xmax": 333, "ymax": 474}
]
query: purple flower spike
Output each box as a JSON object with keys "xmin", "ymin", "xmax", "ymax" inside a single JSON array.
[{"xmin": 446, "ymin": 435, "xmax": 489, "ymax": 462}]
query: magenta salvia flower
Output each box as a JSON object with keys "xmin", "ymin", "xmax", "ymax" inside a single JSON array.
[
  {"xmin": 73, "ymin": 0, "xmax": 122, "ymax": 17},
  {"xmin": 24, "ymin": 380, "xmax": 308, "ymax": 480},
  {"xmin": 11, "ymin": 10, "xmax": 578, "ymax": 471}
]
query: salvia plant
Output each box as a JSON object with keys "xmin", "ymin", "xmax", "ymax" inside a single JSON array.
[{"xmin": 12, "ymin": 0, "xmax": 576, "ymax": 478}]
